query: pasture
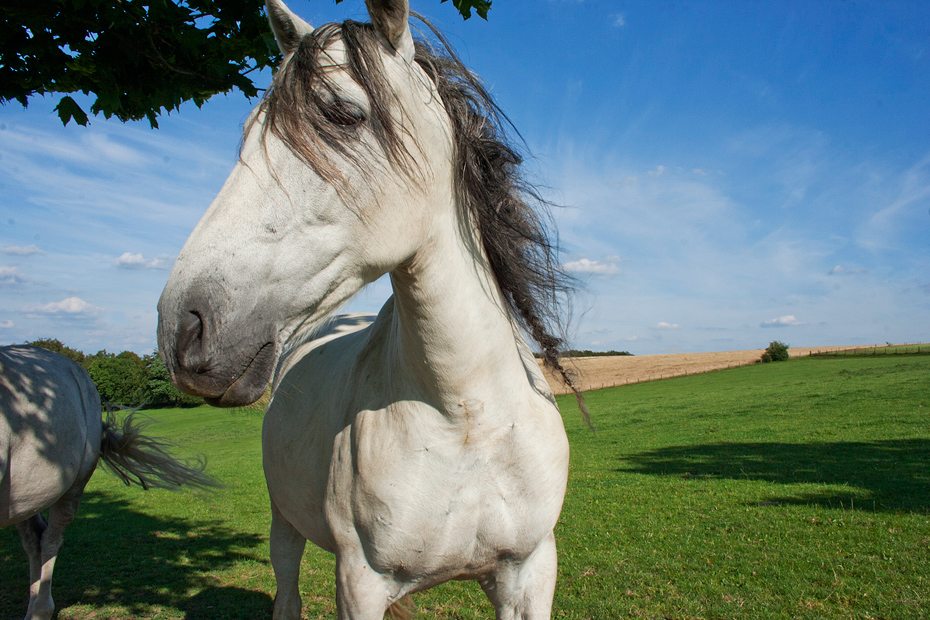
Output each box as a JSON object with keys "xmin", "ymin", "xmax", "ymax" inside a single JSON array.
[{"xmin": 2, "ymin": 354, "xmax": 927, "ymax": 619}]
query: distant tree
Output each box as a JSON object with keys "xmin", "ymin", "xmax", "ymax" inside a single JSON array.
[
  {"xmin": 564, "ymin": 349, "xmax": 633, "ymax": 358},
  {"xmin": 534, "ymin": 349, "xmax": 633, "ymax": 359},
  {"xmin": 83, "ymin": 348, "xmax": 115, "ymax": 371},
  {"xmin": 142, "ymin": 350, "xmax": 203, "ymax": 408},
  {"xmin": 2, "ymin": 0, "xmax": 491, "ymax": 128},
  {"xmin": 26, "ymin": 338, "xmax": 86, "ymax": 367},
  {"xmin": 21, "ymin": 339, "xmax": 205, "ymax": 407},
  {"xmin": 761, "ymin": 340, "xmax": 790, "ymax": 363},
  {"xmin": 86, "ymin": 351, "xmax": 147, "ymax": 406}
]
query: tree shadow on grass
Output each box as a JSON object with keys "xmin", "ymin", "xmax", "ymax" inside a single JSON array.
[
  {"xmin": 184, "ymin": 586, "xmax": 274, "ymax": 620},
  {"xmin": 620, "ymin": 439, "xmax": 930, "ymax": 513},
  {"xmin": 1, "ymin": 490, "xmax": 271, "ymax": 619}
]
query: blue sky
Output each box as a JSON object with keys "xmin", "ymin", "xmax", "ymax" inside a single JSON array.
[{"xmin": 2, "ymin": 0, "xmax": 928, "ymax": 356}]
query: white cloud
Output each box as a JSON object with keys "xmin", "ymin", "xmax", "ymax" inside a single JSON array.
[
  {"xmin": 828, "ymin": 265, "xmax": 868, "ymax": 276},
  {"xmin": 3, "ymin": 244, "xmax": 46, "ymax": 256},
  {"xmin": 654, "ymin": 322, "xmax": 682, "ymax": 329},
  {"xmin": 0, "ymin": 320, "xmax": 13, "ymax": 329},
  {"xmin": 612, "ymin": 13, "xmax": 626, "ymax": 28},
  {"xmin": 563, "ymin": 256, "xmax": 622, "ymax": 276},
  {"xmin": 0, "ymin": 266, "xmax": 26, "ymax": 286},
  {"xmin": 647, "ymin": 165, "xmax": 666, "ymax": 177},
  {"xmin": 29, "ymin": 297, "xmax": 102, "ymax": 318},
  {"xmin": 761, "ymin": 315, "xmax": 805, "ymax": 328},
  {"xmin": 115, "ymin": 252, "xmax": 169, "ymax": 270}
]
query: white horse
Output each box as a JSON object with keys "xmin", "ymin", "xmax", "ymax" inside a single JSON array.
[
  {"xmin": 1, "ymin": 344, "xmax": 216, "ymax": 620},
  {"xmin": 157, "ymin": 0, "xmax": 587, "ymax": 617}
]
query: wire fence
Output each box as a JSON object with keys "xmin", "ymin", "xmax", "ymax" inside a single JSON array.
[{"xmin": 807, "ymin": 343, "xmax": 928, "ymax": 358}]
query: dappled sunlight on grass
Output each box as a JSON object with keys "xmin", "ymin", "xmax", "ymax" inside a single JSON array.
[{"xmin": 2, "ymin": 490, "xmax": 270, "ymax": 619}]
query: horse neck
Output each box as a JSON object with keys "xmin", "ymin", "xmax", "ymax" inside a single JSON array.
[{"xmin": 388, "ymin": 203, "xmax": 532, "ymax": 416}]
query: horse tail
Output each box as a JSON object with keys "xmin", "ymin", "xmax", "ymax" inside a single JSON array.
[
  {"xmin": 385, "ymin": 596, "xmax": 414, "ymax": 620},
  {"xmin": 98, "ymin": 410, "xmax": 219, "ymax": 491}
]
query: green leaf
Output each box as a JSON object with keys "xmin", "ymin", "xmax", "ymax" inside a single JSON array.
[
  {"xmin": 445, "ymin": 0, "xmax": 492, "ymax": 20},
  {"xmin": 55, "ymin": 95, "xmax": 89, "ymax": 126}
]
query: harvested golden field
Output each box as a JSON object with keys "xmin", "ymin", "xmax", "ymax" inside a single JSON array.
[{"xmin": 541, "ymin": 346, "xmax": 853, "ymax": 394}]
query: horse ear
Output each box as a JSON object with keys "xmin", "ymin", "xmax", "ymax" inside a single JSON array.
[
  {"xmin": 365, "ymin": 0, "xmax": 415, "ymax": 62},
  {"xmin": 266, "ymin": 0, "xmax": 314, "ymax": 57}
]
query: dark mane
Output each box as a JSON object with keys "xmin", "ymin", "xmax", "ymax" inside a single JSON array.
[
  {"xmin": 257, "ymin": 17, "xmax": 589, "ymax": 421},
  {"xmin": 255, "ymin": 20, "xmax": 413, "ymax": 188}
]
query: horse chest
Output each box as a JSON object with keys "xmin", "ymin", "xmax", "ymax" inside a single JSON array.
[{"xmin": 330, "ymin": 406, "xmax": 569, "ymax": 579}]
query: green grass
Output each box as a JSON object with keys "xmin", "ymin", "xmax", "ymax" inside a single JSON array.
[{"xmin": 2, "ymin": 355, "xmax": 927, "ymax": 619}]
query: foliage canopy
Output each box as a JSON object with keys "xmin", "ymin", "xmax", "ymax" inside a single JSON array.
[
  {"xmin": 27, "ymin": 339, "xmax": 202, "ymax": 407},
  {"xmin": 1, "ymin": 0, "xmax": 491, "ymax": 128}
]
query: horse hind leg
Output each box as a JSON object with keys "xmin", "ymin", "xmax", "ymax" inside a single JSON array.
[
  {"xmin": 479, "ymin": 531, "xmax": 559, "ymax": 620},
  {"xmin": 15, "ymin": 486, "xmax": 84, "ymax": 620},
  {"xmin": 15, "ymin": 514, "xmax": 47, "ymax": 620}
]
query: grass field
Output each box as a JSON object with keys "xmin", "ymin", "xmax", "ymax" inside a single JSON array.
[{"xmin": 2, "ymin": 355, "xmax": 927, "ymax": 619}]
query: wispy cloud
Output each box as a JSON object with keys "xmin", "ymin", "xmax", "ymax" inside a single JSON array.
[
  {"xmin": 857, "ymin": 154, "xmax": 930, "ymax": 251},
  {"xmin": 761, "ymin": 315, "xmax": 806, "ymax": 328},
  {"xmin": 654, "ymin": 321, "xmax": 682, "ymax": 329},
  {"xmin": 115, "ymin": 252, "xmax": 170, "ymax": 270},
  {"xmin": 563, "ymin": 256, "xmax": 622, "ymax": 276},
  {"xmin": 0, "ymin": 320, "xmax": 13, "ymax": 329},
  {"xmin": 612, "ymin": 13, "xmax": 626, "ymax": 28},
  {"xmin": 828, "ymin": 265, "xmax": 868, "ymax": 276},
  {"xmin": 3, "ymin": 244, "xmax": 46, "ymax": 256}
]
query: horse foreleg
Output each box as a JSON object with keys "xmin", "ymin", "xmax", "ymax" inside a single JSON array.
[
  {"xmin": 270, "ymin": 502, "xmax": 307, "ymax": 620},
  {"xmin": 15, "ymin": 514, "xmax": 47, "ymax": 620},
  {"xmin": 334, "ymin": 551, "xmax": 396, "ymax": 620},
  {"xmin": 479, "ymin": 531, "xmax": 559, "ymax": 620}
]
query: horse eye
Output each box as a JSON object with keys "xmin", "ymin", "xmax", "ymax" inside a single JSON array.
[{"xmin": 322, "ymin": 101, "xmax": 366, "ymax": 127}]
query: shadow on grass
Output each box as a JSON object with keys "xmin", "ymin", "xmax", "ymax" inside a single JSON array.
[
  {"xmin": 184, "ymin": 586, "xmax": 274, "ymax": 619},
  {"xmin": 1, "ymin": 490, "xmax": 270, "ymax": 619},
  {"xmin": 621, "ymin": 439, "xmax": 930, "ymax": 513}
]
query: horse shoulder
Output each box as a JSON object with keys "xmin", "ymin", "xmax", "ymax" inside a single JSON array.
[{"xmin": 264, "ymin": 313, "xmax": 381, "ymax": 549}]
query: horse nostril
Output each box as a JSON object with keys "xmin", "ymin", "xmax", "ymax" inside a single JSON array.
[{"xmin": 177, "ymin": 310, "xmax": 210, "ymax": 374}]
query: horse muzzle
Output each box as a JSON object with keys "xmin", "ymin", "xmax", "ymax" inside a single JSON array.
[{"xmin": 157, "ymin": 291, "xmax": 277, "ymax": 408}]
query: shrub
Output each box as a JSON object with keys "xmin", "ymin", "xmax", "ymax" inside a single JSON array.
[{"xmin": 761, "ymin": 340, "xmax": 789, "ymax": 363}]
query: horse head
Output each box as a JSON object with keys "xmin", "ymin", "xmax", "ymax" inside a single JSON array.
[{"xmin": 157, "ymin": 0, "xmax": 454, "ymax": 406}]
